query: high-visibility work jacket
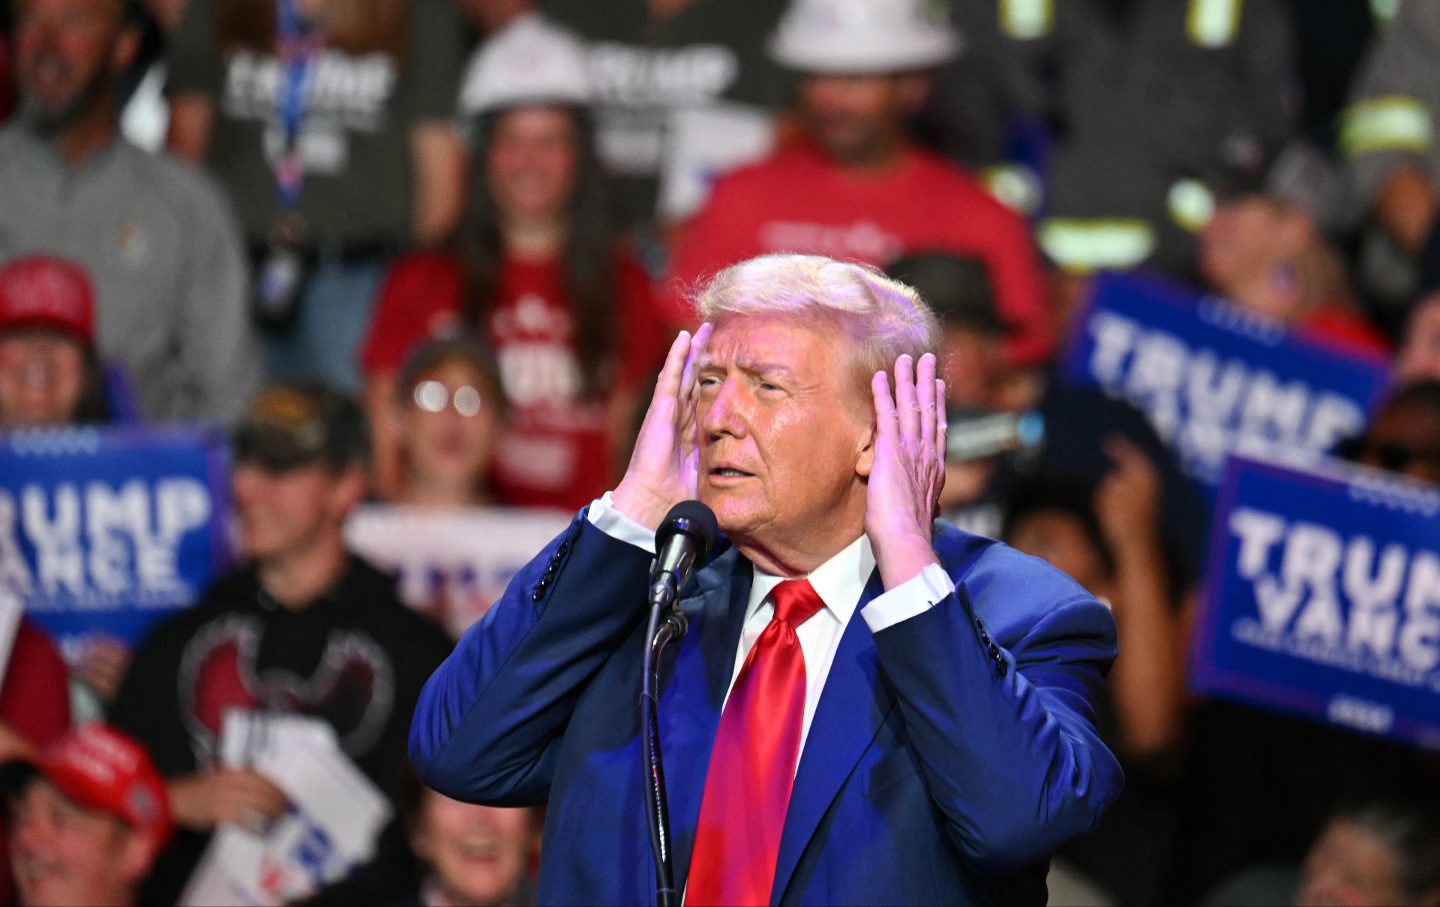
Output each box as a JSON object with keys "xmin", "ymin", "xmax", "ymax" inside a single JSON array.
[{"xmin": 953, "ymin": 0, "xmax": 1296, "ymax": 275}]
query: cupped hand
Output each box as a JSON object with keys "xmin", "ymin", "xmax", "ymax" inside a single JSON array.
[
  {"xmin": 611, "ymin": 324, "xmax": 711, "ymax": 530},
  {"xmin": 866, "ymin": 353, "xmax": 948, "ymax": 589},
  {"xmin": 1094, "ymin": 436, "xmax": 1162, "ymax": 550}
]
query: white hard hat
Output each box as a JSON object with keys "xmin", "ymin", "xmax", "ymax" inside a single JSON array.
[
  {"xmin": 769, "ymin": 0, "xmax": 961, "ymax": 74},
  {"xmin": 459, "ymin": 13, "xmax": 593, "ymax": 116}
]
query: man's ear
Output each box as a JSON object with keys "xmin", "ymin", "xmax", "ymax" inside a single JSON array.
[
  {"xmin": 329, "ymin": 465, "xmax": 368, "ymax": 519},
  {"xmin": 855, "ymin": 420, "xmax": 875, "ymax": 479}
]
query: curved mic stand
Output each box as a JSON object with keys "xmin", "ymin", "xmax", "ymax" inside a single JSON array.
[{"xmin": 642, "ymin": 573, "xmax": 689, "ymax": 907}]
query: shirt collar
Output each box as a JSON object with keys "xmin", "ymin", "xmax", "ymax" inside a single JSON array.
[{"xmin": 747, "ymin": 534, "xmax": 876, "ymax": 626}]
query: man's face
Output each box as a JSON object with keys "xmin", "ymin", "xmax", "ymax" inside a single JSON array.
[
  {"xmin": 13, "ymin": 0, "xmax": 126, "ymax": 132},
  {"xmin": 0, "ymin": 329, "xmax": 88, "ymax": 427},
  {"xmin": 798, "ymin": 73, "xmax": 922, "ymax": 167},
  {"xmin": 231, "ymin": 460, "xmax": 355, "ymax": 564},
  {"xmin": 10, "ymin": 778, "xmax": 142, "ymax": 907},
  {"xmin": 695, "ymin": 315, "xmax": 873, "ymax": 570}
]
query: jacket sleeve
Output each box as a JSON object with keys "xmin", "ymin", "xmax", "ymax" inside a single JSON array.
[
  {"xmin": 870, "ymin": 545, "xmax": 1124, "ymax": 870},
  {"xmin": 408, "ymin": 512, "xmax": 654, "ymax": 805}
]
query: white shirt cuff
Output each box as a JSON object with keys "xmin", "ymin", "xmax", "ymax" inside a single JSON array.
[
  {"xmin": 861, "ymin": 563, "xmax": 957, "ymax": 633},
  {"xmin": 586, "ymin": 492, "xmax": 657, "ymax": 554}
]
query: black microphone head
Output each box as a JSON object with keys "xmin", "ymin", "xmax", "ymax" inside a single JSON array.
[{"xmin": 658, "ymin": 500, "xmax": 719, "ymax": 560}]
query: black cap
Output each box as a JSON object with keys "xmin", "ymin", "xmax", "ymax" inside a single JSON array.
[
  {"xmin": 233, "ymin": 384, "xmax": 369, "ymax": 471},
  {"xmin": 886, "ymin": 251, "xmax": 1012, "ymax": 335}
]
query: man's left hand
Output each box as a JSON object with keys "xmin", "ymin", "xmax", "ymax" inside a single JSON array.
[{"xmin": 867, "ymin": 353, "xmax": 947, "ymax": 590}]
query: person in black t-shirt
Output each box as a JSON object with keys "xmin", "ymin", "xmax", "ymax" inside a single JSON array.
[{"xmin": 108, "ymin": 383, "xmax": 454, "ymax": 904}]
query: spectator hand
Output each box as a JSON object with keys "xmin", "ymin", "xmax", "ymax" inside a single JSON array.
[
  {"xmin": 75, "ymin": 634, "xmax": 131, "ymax": 705},
  {"xmin": 168, "ymin": 768, "xmax": 288, "ymax": 832},
  {"xmin": 612, "ymin": 325, "xmax": 711, "ymax": 530},
  {"xmin": 866, "ymin": 353, "xmax": 947, "ymax": 589},
  {"xmin": 1095, "ymin": 437, "xmax": 1162, "ymax": 555}
]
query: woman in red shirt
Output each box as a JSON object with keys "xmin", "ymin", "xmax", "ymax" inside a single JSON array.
[{"xmin": 362, "ymin": 16, "xmax": 664, "ymax": 510}]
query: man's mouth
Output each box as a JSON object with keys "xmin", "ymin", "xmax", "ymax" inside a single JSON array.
[{"xmin": 710, "ymin": 467, "xmax": 753, "ymax": 478}]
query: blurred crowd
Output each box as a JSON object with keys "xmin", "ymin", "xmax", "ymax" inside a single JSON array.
[{"xmin": 3, "ymin": 0, "xmax": 1440, "ymax": 904}]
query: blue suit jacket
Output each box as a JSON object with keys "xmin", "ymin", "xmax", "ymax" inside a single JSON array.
[{"xmin": 411, "ymin": 514, "xmax": 1123, "ymax": 906}]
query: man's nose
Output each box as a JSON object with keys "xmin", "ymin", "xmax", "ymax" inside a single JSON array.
[{"xmin": 700, "ymin": 380, "xmax": 748, "ymax": 439}]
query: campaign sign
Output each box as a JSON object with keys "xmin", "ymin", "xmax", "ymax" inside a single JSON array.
[
  {"xmin": 345, "ymin": 504, "xmax": 572, "ymax": 638},
  {"xmin": 1061, "ymin": 272, "xmax": 1391, "ymax": 492},
  {"xmin": 1193, "ymin": 451, "xmax": 1440, "ymax": 750},
  {"xmin": 0, "ymin": 426, "xmax": 231, "ymax": 661}
]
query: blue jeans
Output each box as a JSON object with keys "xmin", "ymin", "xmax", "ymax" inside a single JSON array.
[{"xmin": 261, "ymin": 256, "xmax": 387, "ymax": 395}]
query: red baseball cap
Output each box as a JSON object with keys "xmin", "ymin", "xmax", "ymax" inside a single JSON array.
[
  {"xmin": 24, "ymin": 724, "xmax": 173, "ymax": 848},
  {"xmin": 0, "ymin": 255, "xmax": 97, "ymax": 345}
]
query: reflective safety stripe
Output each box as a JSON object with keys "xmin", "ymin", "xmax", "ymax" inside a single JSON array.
[
  {"xmin": 1037, "ymin": 219, "xmax": 1156, "ymax": 273},
  {"xmin": 1370, "ymin": 0, "xmax": 1400, "ymax": 28},
  {"xmin": 1168, "ymin": 178, "xmax": 1216, "ymax": 232},
  {"xmin": 1000, "ymin": 0, "xmax": 1052, "ymax": 40},
  {"xmin": 983, "ymin": 164, "xmax": 1043, "ymax": 216},
  {"xmin": 1340, "ymin": 96, "xmax": 1433, "ymax": 158},
  {"xmin": 1187, "ymin": 0, "xmax": 1242, "ymax": 48}
]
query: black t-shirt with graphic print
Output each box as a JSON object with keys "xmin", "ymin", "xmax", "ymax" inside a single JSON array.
[{"xmin": 109, "ymin": 556, "xmax": 454, "ymax": 905}]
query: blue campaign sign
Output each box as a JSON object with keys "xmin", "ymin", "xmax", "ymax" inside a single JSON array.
[
  {"xmin": 0, "ymin": 426, "xmax": 232, "ymax": 661},
  {"xmin": 1060, "ymin": 272, "xmax": 1392, "ymax": 492},
  {"xmin": 1193, "ymin": 452, "xmax": 1440, "ymax": 750}
]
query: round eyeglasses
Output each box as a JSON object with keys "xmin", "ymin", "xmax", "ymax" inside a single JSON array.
[{"xmin": 413, "ymin": 380, "xmax": 484, "ymax": 417}]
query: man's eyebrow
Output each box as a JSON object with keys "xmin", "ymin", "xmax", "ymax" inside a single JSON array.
[{"xmin": 697, "ymin": 356, "xmax": 799, "ymax": 380}]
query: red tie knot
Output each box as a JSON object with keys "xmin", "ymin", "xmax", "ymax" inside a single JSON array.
[{"xmin": 770, "ymin": 579, "xmax": 824, "ymax": 629}]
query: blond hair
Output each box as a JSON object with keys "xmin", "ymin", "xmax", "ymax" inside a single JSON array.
[{"xmin": 692, "ymin": 254, "xmax": 941, "ymax": 391}]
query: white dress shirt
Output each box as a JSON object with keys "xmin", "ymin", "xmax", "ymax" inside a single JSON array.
[{"xmin": 588, "ymin": 493, "xmax": 957, "ymax": 761}]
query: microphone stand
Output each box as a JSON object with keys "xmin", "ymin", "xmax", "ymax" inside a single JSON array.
[{"xmin": 642, "ymin": 569, "xmax": 689, "ymax": 907}]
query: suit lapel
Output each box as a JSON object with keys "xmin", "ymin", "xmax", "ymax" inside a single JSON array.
[
  {"xmin": 658, "ymin": 548, "xmax": 752, "ymax": 889},
  {"xmin": 770, "ymin": 567, "xmax": 897, "ymax": 904}
]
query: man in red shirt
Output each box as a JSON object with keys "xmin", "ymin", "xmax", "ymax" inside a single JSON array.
[{"xmin": 665, "ymin": 0, "xmax": 1055, "ymax": 367}]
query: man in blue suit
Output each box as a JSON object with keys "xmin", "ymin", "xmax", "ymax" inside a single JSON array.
[{"xmin": 410, "ymin": 253, "xmax": 1123, "ymax": 905}]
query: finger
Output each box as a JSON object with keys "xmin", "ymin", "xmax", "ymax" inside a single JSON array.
[
  {"xmin": 871, "ymin": 370, "xmax": 897, "ymax": 441},
  {"xmin": 651, "ymin": 330, "xmax": 693, "ymax": 409},
  {"xmin": 934, "ymin": 378, "xmax": 947, "ymax": 465},
  {"xmin": 680, "ymin": 322, "xmax": 711, "ymax": 397},
  {"xmin": 916, "ymin": 353, "xmax": 937, "ymax": 455},
  {"xmin": 678, "ymin": 323, "xmax": 711, "ymax": 438},
  {"xmin": 894, "ymin": 354, "xmax": 919, "ymax": 441}
]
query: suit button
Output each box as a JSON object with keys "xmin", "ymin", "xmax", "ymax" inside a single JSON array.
[
  {"xmin": 995, "ymin": 658, "xmax": 1008, "ymax": 678},
  {"xmin": 980, "ymin": 631, "xmax": 992, "ymax": 646},
  {"xmin": 988, "ymin": 644, "xmax": 1000, "ymax": 658},
  {"xmin": 557, "ymin": 541, "xmax": 569, "ymax": 557},
  {"xmin": 531, "ymin": 587, "xmax": 544, "ymax": 602}
]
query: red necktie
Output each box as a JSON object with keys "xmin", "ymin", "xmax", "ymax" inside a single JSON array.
[{"xmin": 686, "ymin": 579, "xmax": 826, "ymax": 907}]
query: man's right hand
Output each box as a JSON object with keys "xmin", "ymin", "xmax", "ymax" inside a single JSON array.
[
  {"xmin": 168, "ymin": 768, "xmax": 288, "ymax": 832},
  {"xmin": 611, "ymin": 325, "xmax": 711, "ymax": 531}
]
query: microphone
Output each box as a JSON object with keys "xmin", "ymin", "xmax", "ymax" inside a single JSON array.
[{"xmin": 649, "ymin": 500, "xmax": 719, "ymax": 609}]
